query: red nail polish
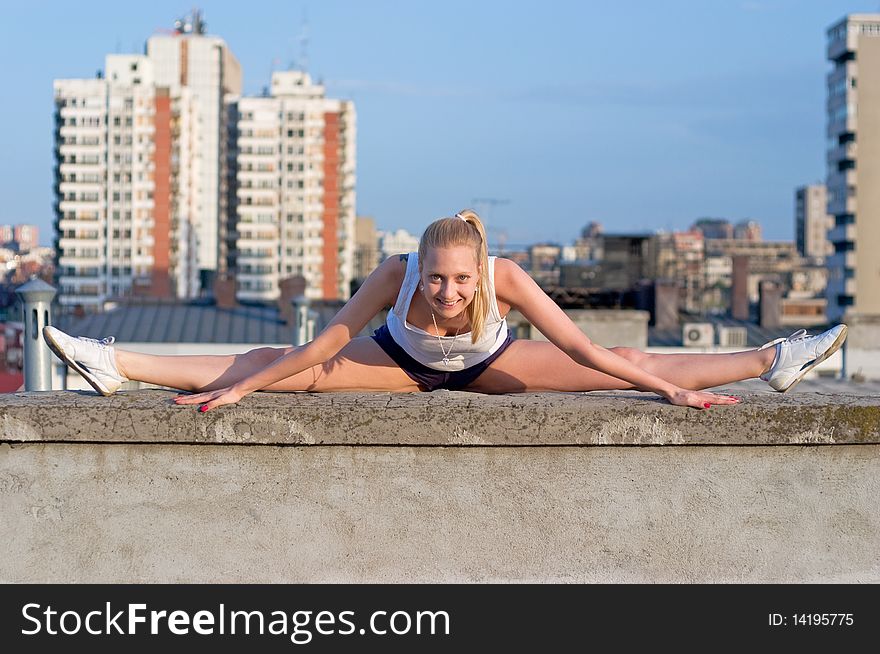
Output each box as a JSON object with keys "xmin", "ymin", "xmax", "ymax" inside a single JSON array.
[{"xmin": 704, "ymin": 403, "xmax": 711, "ymax": 408}]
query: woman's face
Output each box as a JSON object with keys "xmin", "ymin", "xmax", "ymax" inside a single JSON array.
[{"xmin": 420, "ymin": 245, "xmax": 480, "ymax": 319}]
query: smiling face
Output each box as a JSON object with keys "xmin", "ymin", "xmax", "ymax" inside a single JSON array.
[{"xmin": 420, "ymin": 245, "xmax": 481, "ymax": 320}]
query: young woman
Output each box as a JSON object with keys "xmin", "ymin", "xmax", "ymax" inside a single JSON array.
[{"xmin": 44, "ymin": 210, "xmax": 847, "ymax": 412}]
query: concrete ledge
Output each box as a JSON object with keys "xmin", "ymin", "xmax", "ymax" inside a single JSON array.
[
  {"xmin": 1, "ymin": 390, "xmax": 878, "ymax": 445},
  {"xmin": 2, "ymin": 391, "xmax": 879, "ymax": 583}
]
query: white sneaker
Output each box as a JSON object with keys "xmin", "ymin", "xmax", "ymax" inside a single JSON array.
[
  {"xmin": 759, "ymin": 324, "xmax": 848, "ymax": 392},
  {"xmin": 43, "ymin": 326, "xmax": 128, "ymax": 396}
]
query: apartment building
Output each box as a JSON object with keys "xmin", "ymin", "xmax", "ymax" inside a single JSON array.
[
  {"xmin": 54, "ymin": 55, "xmax": 202, "ymax": 308},
  {"xmin": 826, "ymin": 14, "xmax": 880, "ymax": 320},
  {"xmin": 795, "ymin": 184, "xmax": 832, "ymax": 261},
  {"xmin": 146, "ymin": 11, "xmax": 242, "ymax": 284},
  {"xmin": 234, "ymin": 70, "xmax": 356, "ymax": 302},
  {"xmin": 53, "ymin": 12, "xmax": 241, "ymax": 309}
]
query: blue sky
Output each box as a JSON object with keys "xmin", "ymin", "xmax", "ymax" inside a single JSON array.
[{"xmin": 0, "ymin": 1, "xmax": 867, "ymax": 247}]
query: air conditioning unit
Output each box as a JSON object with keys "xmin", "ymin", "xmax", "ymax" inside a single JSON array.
[
  {"xmin": 682, "ymin": 322, "xmax": 714, "ymax": 347},
  {"xmin": 718, "ymin": 326, "xmax": 748, "ymax": 348}
]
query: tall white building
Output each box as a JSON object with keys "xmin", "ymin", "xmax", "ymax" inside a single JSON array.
[
  {"xmin": 54, "ymin": 55, "xmax": 202, "ymax": 307},
  {"xmin": 147, "ymin": 10, "xmax": 242, "ymax": 286},
  {"xmin": 53, "ymin": 11, "xmax": 240, "ymax": 308},
  {"xmin": 234, "ymin": 70, "xmax": 356, "ymax": 302},
  {"xmin": 795, "ymin": 184, "xmax": 832, "ymax": 261},
  {"xmin": 826, "ymin": 15, "xmax": 880, "ymax": 320}
]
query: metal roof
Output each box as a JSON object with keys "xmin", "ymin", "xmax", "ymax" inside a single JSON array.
[{"xmin": 55, "ymin": 301, "xmax": 294, "ymax": 344}]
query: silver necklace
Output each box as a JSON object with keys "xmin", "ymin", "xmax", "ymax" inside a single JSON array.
[{"xmin": 431, "ymin": 311, "xmax": 461, "ymax": 366}]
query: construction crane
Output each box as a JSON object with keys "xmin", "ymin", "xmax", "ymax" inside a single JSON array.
[{"xmin": 471, "ymin": 198, "xmax": 510, "ymax": 254}]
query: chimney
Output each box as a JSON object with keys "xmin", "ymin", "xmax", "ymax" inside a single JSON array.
[
  {"xmin": 279, "ymin": 276, "xmax": 307, "ymax": 326},
  {"xmin": 653, "ymin": 280, "xmax": 679, "ymax": 330},
  {"xmin": 759, "ymin": 280, "xmax": 782, "ymax": 328},
  {"xmin": 213, "ymin": 274, "xmax": 237, "ymax": 309},
  {"xmin": 731, "ymin": 256, "xmax": 749, "ymax": 320}
]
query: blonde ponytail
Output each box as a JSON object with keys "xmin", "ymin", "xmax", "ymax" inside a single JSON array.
[{"xmin": 418, "ymin": 208, "xmax": 491, "ymax": 343}]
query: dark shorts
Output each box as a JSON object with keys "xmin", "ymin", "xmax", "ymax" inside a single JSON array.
[{"xmin": 371, "ymin": 324, "xmax": 514, "ymax": 391}]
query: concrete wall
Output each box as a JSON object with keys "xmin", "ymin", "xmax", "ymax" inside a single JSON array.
[
  {"xmin": 844, "ymin": 313, "xmax": 880, "ymax": 380},
  {"xmin": 1, "ymin": 390, "xmax": 879, "ymax": 583},
  {"xmin": 514, "ymin": 309, "xmax": 649, "ymax": 349}
]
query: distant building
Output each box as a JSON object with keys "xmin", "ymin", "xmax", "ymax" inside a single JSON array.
[
  {"xmin": 53, "ymin": 12, "xmax": 241, "ymax": 310},
  {"xmin": 706, "ymin": 239, "xmax": 826, "ymax": 318},
  {"xmin": 733, "ymin": 220, "xmax": 762, "ymax": 242},
  {"xmin": 7, "ymin": 247, "xmax": 55, "ymax": 285},
  {"xmin": 795, "ymin": 184, "xmax": 832, "ymax": 260},
  {"xmin": 55, "ymin": 56, "xmax": 199, "ymax": 306},
  {"xmin": 232, "ymin": 70, "xmax": 356, "ymax": 303},
  {"xmin": 528, "ymin": 243, "xmax": 562, "ymax": 285},
  {"xmin": 146, "ymin": 10, "xmax": 243, "ymax": 284},
  {"xmin": 13, "ymin": 225, "xmax": 39, "ymax": 252},
  {"xmin": 661, "ymin": 230, "xmax": 705, "ymax": 313},
  {"xmin": 573, "ymin": 221, "xmax": 603, "ymax": 261},
  {"xmin": 826, "ymin": 14, "xmax": 880, "ymax": 320},
  {"xmin": 505, "ymin": 250, "xmax": 530, "ymax": 270},
  {"xmin": 353, "ymin": 216, "xmax": 380, "ymax": 281},
  {"xmin": 380, "ymin": 229, "xmax": 420, "ymax": 259},
  {"xmin": 581, "ymin": 221, "xmax": 603, "ymax": 239},
  {"xmin": 595, "ymin": 234, "xmax": 654, "ymax": 291},
  {"xmin": 0, "ymin": 224, "xmax": 39, "ymax": 253},
  {"xmin": 691, "ymin": 218, "xmax": 734, "ymax": 240}
]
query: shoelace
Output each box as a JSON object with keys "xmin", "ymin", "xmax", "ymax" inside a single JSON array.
[
  {"xmin": 783, "ymin": 329, "xmax": 808, "ymax": 343},
  {"xmin": 78, "ymin": 336, "xmax": 116, "ymax": 350},
  {"xmin": 760, "ymin": 329, "xmax": 808, "ymax": 351}
]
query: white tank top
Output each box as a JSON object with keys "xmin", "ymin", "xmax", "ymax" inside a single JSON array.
[{"xmin": 386, "ymin": 252, "xmax": 509, "ymax": 371}]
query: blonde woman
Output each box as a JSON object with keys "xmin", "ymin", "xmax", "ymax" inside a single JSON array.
[{"xmin": 44, "ymin": 210, "xmax": 847, "ymax": 412}]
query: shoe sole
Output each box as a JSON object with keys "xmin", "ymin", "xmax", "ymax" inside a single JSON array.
[
  {"xmin": 778, "ymin": 325, "xmax": 848, "ymax": 393},
  {"xmin": 42, "ymin": 327, "xmax": 114, "ymax": 396}
]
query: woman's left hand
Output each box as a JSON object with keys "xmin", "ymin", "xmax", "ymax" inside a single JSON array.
[
  {"xmin": 173, "ymin": 384, "xmax": 249, "ymax": 412},
  {"xmin": 664, "ymin": 388, "xmax": 741, "ymax": 409}
]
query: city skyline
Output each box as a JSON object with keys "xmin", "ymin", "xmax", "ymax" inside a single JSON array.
[{"xmin": 0, "ymin": 0, "xmax": 866, "ymax": 247}]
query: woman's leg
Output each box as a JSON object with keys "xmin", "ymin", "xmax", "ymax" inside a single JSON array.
[
  {"xmin": 465, "ymin": 340, "xmax": 776, "ymax": 393},
  {"xmin": 115, "ymin": 337, "xmax": 421, "ymax": 393}
]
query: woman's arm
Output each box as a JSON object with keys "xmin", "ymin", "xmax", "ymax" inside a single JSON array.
[
  {"xmin": 494, "ymin": 258, "xmax": 733, "ymax": 408},
  {"xmin": 176, "ymin": 256, "xmax": 405, "ymax": 410}
]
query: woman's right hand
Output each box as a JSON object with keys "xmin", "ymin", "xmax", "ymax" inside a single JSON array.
[
  {"xmin": 173, "ymin": 383, "xmax": 250, "ymax": 412},
  {"xmin": 664, "ymin": 388, "xmax": 741, "ymax": 410}
]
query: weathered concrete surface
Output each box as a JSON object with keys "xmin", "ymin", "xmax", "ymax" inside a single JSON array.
[
  {"xmin": 1, "ymin": 389, "xmax": 878, "ymax": 445},
  {"xmin": 1, "ymin": 391, "xmax": 879, "ymax": 583},
  {"xmin": 2, "ymin": 443, "xmax": 878, "ymax": 583}
]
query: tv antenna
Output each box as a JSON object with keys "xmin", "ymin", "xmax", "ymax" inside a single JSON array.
[
  {"xmin": 471, "ymin": 198, "xmax": 510, "ymax": 254},
  {"xmin": 295, "ymin": 10, "xmax": 310, "ymax": 72}
]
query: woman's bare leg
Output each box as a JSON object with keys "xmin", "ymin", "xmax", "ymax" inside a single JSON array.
[
  {"xmin": 466, "ymin": 340, "xmax": 776, "ymax": 393},
  {"xmin": 115, "ymin": 337, "xmax": 421, "ymax": 393}
]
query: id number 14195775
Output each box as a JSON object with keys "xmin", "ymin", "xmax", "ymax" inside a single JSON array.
[{"xmin": 768, "ymin": 613, "xmax": 853, "ymax": 627}]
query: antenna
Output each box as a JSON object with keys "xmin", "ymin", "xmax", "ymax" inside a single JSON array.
[
  {"xmin": 298, "ymin": 9, "xmax": 310, "ymax": 73},
  {"xmin": 269, "ymin": 56, "xmax": 281, "ymax": 87},
  {"xmin": 471, "ymin": 198, "xmax": 510, "ymax": 254}
]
